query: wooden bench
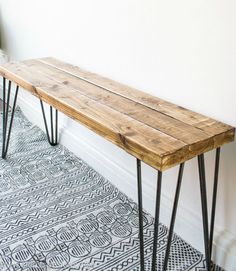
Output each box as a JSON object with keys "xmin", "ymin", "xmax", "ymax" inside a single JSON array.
[{"xmin": 0, "ymin": 57, "xmax": 235, "ymax": 271}]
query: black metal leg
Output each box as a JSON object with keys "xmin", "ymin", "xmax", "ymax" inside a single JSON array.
[
  {"xmin": 1, "ymin": 78, "xmax": 19, "ymax": 159},
  {"xmin": 136, "ymin": 150, "xmax": 219, "ymax": 271},
  {"xmin": 209, "ymin": 148, "xmax": 221, "ymax": 259},
  {"xmin": 2, "ymin": 77, "xmax": 6, "ymax": 158},
  {"xmin": 137, "ymin": 159, "xmax": 145, "ymax": 271},
  {"xmin": 163, "ymin": 163, "xmax": 185, "ymax": 271},
  {"xmin": 151, "ymin": 170, "xmax": 162, "ymax": 271},
  {"xmin": 40, "ymin": 100, "xmax": 58, "ymax": 146},
  {"xmin": 198, "ymin": 154, "xmax": 211, "ymax": 271}
]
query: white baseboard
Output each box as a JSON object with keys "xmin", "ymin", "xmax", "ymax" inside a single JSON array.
[{"xmin": 9, "ymin": 91, "xmax": 236, "ymax": 270}]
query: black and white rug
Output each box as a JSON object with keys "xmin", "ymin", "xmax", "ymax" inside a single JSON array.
[{"xmin": 0, "ymin": 108, "xmax": 223, "ymax": 271}]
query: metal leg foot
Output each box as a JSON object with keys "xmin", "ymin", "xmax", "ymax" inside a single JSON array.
[
  {"xmin": 163, "ymin": 163, "xmax": 185, "ymax": 271},
  {"xmin": 40, "ymin": 100, "xmax": 58, "ymax": 146},
  {"xmin": 2, "ymin": 77, "xmax": 19, "ymax": 159}
]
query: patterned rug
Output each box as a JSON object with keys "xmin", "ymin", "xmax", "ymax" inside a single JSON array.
[{"xmin": 0, "ymin": 108, "xmax": 223, "ymax": 271}]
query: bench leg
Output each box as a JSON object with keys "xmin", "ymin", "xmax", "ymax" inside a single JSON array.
[
  {"xmin": 198, "ymin": 148, "xmax": 221, "ymax": 271},
  {"xmin": 162, "ymin": 163, "xmax": 185, "ymax": 271},
  {"xmin": 137, "ymin": 160, "xmax": 163, "ymax": 271},
  {"xmin": 209, "ymin": 148, "xmax": 220, "ymax": 259},
  {"xmin": 136, "ymin": 159, "xmax": 145, "ymax": 271},
  {"xmin": 136, "ymin": 150, "xmax": 220, "ymax": 271},
  {"xmin": 2, "ymin": 77, "xmax": 19, "ymax": 159},
  {"xmin": 198, "ymin": 154, "xmax": 211, "ymax": 271},
  {"xmin": 40, "ymin": 100, "xmax": 58, "ymax": 146},
  {"xmin": 136, "ymin": 160, "xmax": 184, "ymax": 271},
  {"xmin": 151, "ymin": 170, "xmax": 162, "ymax": 271}
]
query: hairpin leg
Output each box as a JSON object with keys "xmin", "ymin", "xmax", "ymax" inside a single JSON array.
[
  {"xmin": 198, "ymin": 154, "xmax": 211, "ymax": 271},
  {"xmin": 2, "ymin": 77, "xmax": 19, "ymax": 159},
  {"xmin": 40, "ymin": 100, "xmax": 58, "ymax": 146},
  {"xmin": 209, "ymin": 148, "xmax": 221, "ymax": 258},
  {"xmin": 151, "ymin": 170, "xmax": 162, "ymax": 271},
  {"xmin": 163, "ymin": 163, "xmax": 185, "ymax": 271},
  {"xmin": 136, "ymin": 148, "xmax": 220, "ymax": 271},
  {"xmin": 137, "ymin": 159, "xmax": 145, "ymax": 271}
]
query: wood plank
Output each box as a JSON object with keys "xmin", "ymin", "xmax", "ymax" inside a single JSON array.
[
  {"xmin": 34, "ymin": 84, "xmax": 234, "ymax": 171},
  {"xmin": 0, "ymin": 58, "xmax": 234, "ymax": 171},
  {"xmin": 22, "ymin": 59, "xmax": 234, "ymax": 155},
  {"xmin": 40, "ymin": 57, "xmax": 233, "ymax": 136},
  {"xmin": 0, "ymin": 60, "xmax": 192, "ymax": 171},
  {"xmin": 0, "ymin": 61, "xmax": 53, "ymax": 95},
  {"xmin": 22, "ymin": 59, "xmax": 211, "ymax": 145}
]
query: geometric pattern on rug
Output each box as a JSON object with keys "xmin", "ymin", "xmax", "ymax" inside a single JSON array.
[{"xmin": 0, "ymin": 108, "xmax": 223, "ymax": 271}]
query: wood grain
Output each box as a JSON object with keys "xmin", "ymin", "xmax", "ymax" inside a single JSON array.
[{"xmin": 0, "ymin": 58, "xmax": 234, "ymax": 171}]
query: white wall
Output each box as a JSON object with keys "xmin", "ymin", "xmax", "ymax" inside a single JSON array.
[{"xmin": 0, "ymin": 0, "xmax": 236, "ymax": 269}]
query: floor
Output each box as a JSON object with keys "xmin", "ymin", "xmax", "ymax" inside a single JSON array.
[{"xmin": 0, "ymin": 106, "xmax": 223, "ymax": 271}]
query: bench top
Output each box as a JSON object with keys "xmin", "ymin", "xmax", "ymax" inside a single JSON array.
[{"xmin": 0, "ymin": 57, "xmax": 234, "ymax": 171}]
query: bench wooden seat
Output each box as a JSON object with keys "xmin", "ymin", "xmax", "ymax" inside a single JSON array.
[{"xmin": 0, "ymin": 57, "xmax": 234, "ymax": 171}]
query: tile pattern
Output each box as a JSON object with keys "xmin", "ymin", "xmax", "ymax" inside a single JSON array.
[{"xmin": 0, "ymin": 108, "xmax": 223, "ymax": 271}]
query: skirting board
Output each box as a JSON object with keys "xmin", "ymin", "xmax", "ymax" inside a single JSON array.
[{"xmin": 2, "ymin": 88, "xmax": 236, "ymax": 270}]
